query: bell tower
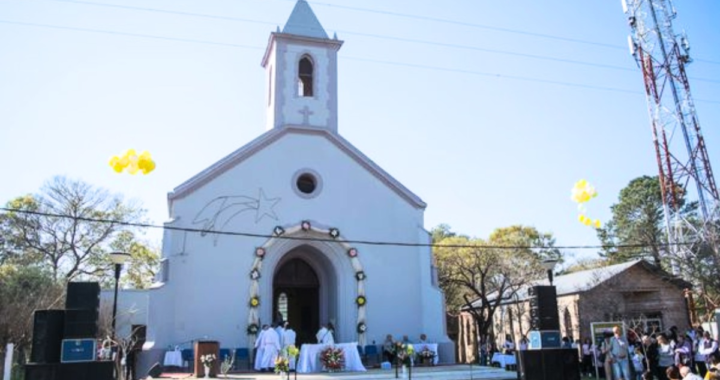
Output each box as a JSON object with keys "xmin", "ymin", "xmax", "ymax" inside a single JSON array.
[{"xmin": 261, "ymin": 0, "xmax": 343, "ymax": 133}]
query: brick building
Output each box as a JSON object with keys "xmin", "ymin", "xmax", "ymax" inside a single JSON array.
[{"xmin": 455, "ymin": 259, "xmax": 691, "ymax": 363}]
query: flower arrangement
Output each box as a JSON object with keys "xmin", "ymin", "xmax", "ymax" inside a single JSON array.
[
  {"xmin": 255, "ymin": 247, "xmax": 265, "ymax": 257},
  {"xmin": 347, "ymin": 248, "xmax": 358, "ymax": 258},
  {"xmin": 249, "ymin": 297, "xmax": 260, "ymax": 307},
  {"xmin": 285, "ymin": 345, "xmax": 300, "ymax": 358},
  {"xmin": 320, "ymin": 346, "xmax": 345, "ymax": 372},
  {"xmin": 274, "ymin": 356, "xmax": 290, "ymax": 374},
  {"xmin": 357, "ymin": 322, "xmax": 367, "ymax": 334},
  {"xmin": 394, "ymin": 343, "xmax": 415, "ymax": 366},
  {"xmin": 328, "ymin": 228, "xmax": 340, "ymax": 238},
  {"xmin": 301, "ymin": 220, "xmax": 311, "ymax": 231},
  {"xmin": 247, "ymin": 323, "xmax": 259, "ymax": 335},
  {"xmin": 356, "ymin": 296, "xmax": 366, "ymax": 306},
  {"xmin": 355, "ymin": 271, "xmax": 366, "ymax": 281},
  {"xmin": 417, "ymin": 347, "xmax": 436, "ymax": 363},
  {"xmin": 200, "ymin": 353, "xmax": 217, "ymax": 366},
  {"xmin": 220, "ymin": 350, "xmax": 235, "ymax": 377}
]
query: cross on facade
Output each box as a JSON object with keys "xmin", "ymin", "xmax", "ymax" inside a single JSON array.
[{"xmin": 298, "ymin": 106, "xmax": 314, "ymax": 125}]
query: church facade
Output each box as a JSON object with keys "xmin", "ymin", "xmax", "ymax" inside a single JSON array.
[{"xmin": 143, "ymin": 0, "xmax": 452, "ymax": 366}]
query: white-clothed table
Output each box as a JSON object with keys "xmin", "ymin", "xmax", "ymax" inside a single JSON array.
[
  {"xmin": 491, "ymin": 353, "xmax": 516, "ymax": 368},
  {"xmin": 414, "ymin": 343, "xmax": 440, "ymax": 365},
  {"xmin": 296, "ymin": 343, "xmax": 366, "ymax": 373},
  {"xmin": 163, "ymin": 350, "xmax": 183, "ymax": 367}
]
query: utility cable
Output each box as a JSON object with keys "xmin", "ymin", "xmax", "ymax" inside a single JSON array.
[
  {"xmin": 0, "ymin": 207, "xmax": 698, "ymax": 251},
  {"xmin": 46, "ymin": 0, "xmax": 720, "ymax": 84},
  {"xmin": 1, "ymin": 19, "xmax": 718, "ymax": 104}
]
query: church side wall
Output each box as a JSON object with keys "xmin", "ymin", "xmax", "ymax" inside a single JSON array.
[{"xmin": 152, "ymin": 133, "xmax": 444, "ymax": 353}]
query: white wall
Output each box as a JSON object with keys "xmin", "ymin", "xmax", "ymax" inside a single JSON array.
[{"xmin": 146, "ymin": 131, "xmax": 448, "ymax": 352}]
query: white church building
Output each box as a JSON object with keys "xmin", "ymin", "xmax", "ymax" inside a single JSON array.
[{"xmin": 141, "ymin": 0, "xmax": 452, "ymax": 369}]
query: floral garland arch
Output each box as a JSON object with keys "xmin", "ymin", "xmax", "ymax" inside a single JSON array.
[{"xmin": 246, "ymin": 220, "xmax": 367, "ymax": 346}]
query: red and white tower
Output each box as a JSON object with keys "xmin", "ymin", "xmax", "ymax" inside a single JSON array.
[{"xmin": 622, "ymin": 0, "xmax": 719, "ymax": 271}]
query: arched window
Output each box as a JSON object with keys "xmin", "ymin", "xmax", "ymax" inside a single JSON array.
[
  {"xmin": 298, "ymin": 56, "xmax": 314, "ymax": 97},
  {"xmin": 277, "ymin": 292, "xmax": 288, "ymax": 322}
]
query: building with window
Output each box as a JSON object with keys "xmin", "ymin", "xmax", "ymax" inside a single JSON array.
[
  {"xmin": 455, "ymin": 259, "xmax": 691, "ymax": 363},
  {"xmin": 139, "ymin": 0, "xmax": 452, "ymax": 372}
]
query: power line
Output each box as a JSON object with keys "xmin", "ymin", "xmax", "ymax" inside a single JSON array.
[
  {"xmin": 3, "ymin": 19, "xmax": 718, "ymax": 104},
  {"xmin": 47, "ymin": 0, "xmax": 720, "ymax": 84},
  {"xmin": 0, "ymin": 207, "xmax": 696, "ymax": 251}
]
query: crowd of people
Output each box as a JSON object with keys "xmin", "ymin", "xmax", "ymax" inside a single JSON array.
[
  {"xmin": 579, "ymin": 325, "xmax": 719, "ymax": 380},
  {"xmin": 253, "ymin": 321, "xmax": 299, "ymax": 372}
]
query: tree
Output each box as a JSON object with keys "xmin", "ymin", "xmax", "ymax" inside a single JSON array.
[
  {"xmin": 109, "ymin": 231, "xmax": 160, "ymax": 290},
  {"xmin": 0, "ymin": 265, "xmax": 64, "ymax": 375},
  {"xmin": 2, "ymin": 176, "xmax": 145, "ymax": 282},
  {"xmin": 433, "ymin": 225, "xmax": 557, "ymax": 357},
  {"xmin": 597, "ymin": 176, "xmax": 667, "ymax": 267}
]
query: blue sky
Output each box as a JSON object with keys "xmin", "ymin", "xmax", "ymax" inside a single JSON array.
[{"xmin": 1, "ymin": 0, "xmax": 718, "ymax": 263}]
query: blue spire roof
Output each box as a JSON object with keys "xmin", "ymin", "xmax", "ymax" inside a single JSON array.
[{"xmin": 282, "ymin": 0, "xmax": 328, "ymax": 39}]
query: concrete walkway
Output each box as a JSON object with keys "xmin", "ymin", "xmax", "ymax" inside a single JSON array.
[{"xmin": 154, "ymin": 365, "xmax": 517, "ymax": 380}]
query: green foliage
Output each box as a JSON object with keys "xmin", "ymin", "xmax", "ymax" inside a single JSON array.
[
  {"xmin": 597, "ymin": 176, "xmax": 670, "ymax": 266},
  {"xmin": 2, "ymin": 176, "xmax": 146, "ymax": 282},
  {"xmin": 109, "ymin": 231, "xmax": 160, "ymax": 290},
  {"xmin": 432, "ymin": 224, "xmax": 554, "ymax": 339}
]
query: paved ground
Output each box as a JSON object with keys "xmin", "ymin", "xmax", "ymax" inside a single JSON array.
[{"xmin": 153, "ymin": 365, "xmax": 517, "ymax": 380}]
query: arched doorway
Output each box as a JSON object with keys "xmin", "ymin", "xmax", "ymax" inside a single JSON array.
[{"xmin": 273, "ymin": 258, "xmax": 320, "ymax": 346}]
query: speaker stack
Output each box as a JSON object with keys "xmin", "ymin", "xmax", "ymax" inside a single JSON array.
[
  {"xmin": 517, "ymin": 285, "xmax": 579, "ymax": 380},
  {"xmin": 528, "ymin": 285, "xmax": 560, "ymax": 331},
  {"xmin": 25, "ymin": 282, "xmax": 113, "ymax": 380}
]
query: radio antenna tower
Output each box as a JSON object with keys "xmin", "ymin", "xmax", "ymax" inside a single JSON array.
[{"xmin": 622, "ymin": 0, "xmax": 720, "ymax": 278}]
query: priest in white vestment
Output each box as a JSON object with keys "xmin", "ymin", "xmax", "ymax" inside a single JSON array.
[
  {"xmin": 283, "ymin": 322, "xmax": 297, "ymax": 370},
  {"xmin": 257, "ymin": 325, "xmax": 281, "ymax": 371},
  {"xmin": 274, "ymin": 322, "xmax": 285, "ymax": 348},
  {"xmin": 316, "ymin": 323, "xmax": 335, "ymax": 344},
  {"xmin": 253, "ymin": 325, "xmax": 269, "ymax": 371}
]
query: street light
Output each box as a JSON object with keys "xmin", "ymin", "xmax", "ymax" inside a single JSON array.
[
  {"xmin": 541, "ymin": 258, "xmax": 559, "ymax": 286},
  {"xmin": 109, "ymin": 252, "xmax": 131, "ymax": 341}
]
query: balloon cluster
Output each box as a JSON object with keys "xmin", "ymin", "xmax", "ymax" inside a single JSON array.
[
  {"xmin": 571, "ymin": 179, "xmax": 601, "ymax": 228},
  {"xmin": 109, "ymin": 149, "xmax": 156, "ymax": 175}
]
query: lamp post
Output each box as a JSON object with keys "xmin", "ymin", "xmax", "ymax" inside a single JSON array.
[
  {"xmin": 109, "ymin": 252, "xmax": 131, "ymax": 342},
  {"xmin": 541, "ymin": 258, "xmax": 559, "ymax": 286}
]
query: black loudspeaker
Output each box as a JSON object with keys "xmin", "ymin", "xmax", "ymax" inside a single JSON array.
[
  {"xmin": 519, "ymin": 349, "xmax": 580, "ymax": 380},
  {"xmin": 519, "ymin": 350, "xmax": 545, "ymax": 380},
  {"xmin": 529, "ymin": 286, "xmax": 560, "ymax": 331},
  {"xmin": 24, "ymin": 363, "xmax": 57, "ymax": 380},
  {"xmin": 57, "ymin": 361, "xmax": 114, "ymax": 380},
  {"xmin": 147, "ymin": 362, "xmax": 163, "ymax": 378},
  {"xmin": 63, "ymin": 309, "xmax": 98, "ymax": 338},
  {"xmin": 558, "ymin": 349, "xmax": 581, "ymax": 380},
  {"xmin": 65, "ymin": 282, "xmax": 100, "ymax": 310},
  {"xmin": 30, "ymin": 310, "xmax": 65, "ymax": 364}
]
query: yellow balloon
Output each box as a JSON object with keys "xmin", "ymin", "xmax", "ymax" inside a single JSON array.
[{"xmin": 110, "ymin": 149, "xmax": 155, "ymax": 175}]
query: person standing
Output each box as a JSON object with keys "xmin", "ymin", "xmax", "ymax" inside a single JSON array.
[
  {"xmin": 316, "ymin": 323, "xmax": 334, "ymax": 344},
  {"xmin": 602, "ymin": 332, "xmax": 616, "ymax": 380},
  {"xmin": 383, "ymin": 335, "xmax": 396, "ymax": 363},
  {"xmin": 282, "ymin": 322, "xmax": 297, "ymax": 371},
  {"xmin": 254, "ymin": 325, "xmax": 269, "ymax": 371},
  {"xmin": 610, "ymin": 326, "xmax": 632, "ymax": 380},
  {"xmin": 581, "ymin": 337, "xmax": 594, "ymax": 377},
  {"xmin": 696, "ymin": 331, "xmax": 717, "ymax": 377},
  {"xmin": 258, "ymin": 326, "xmax": 281, "ymax": 372},
  {"xmin": 274, "ymin": 322, "xmax": 285, "ymax": 348},
  {"xmin": 658, "ymin": 334, "xmax": 676, "ymax": 380}
]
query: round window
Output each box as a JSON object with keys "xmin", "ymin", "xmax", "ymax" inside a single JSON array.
[
  {"xmin": 292, "ymin": 169, "xmax": 322, "ymax": 199},
  {"xmin": 297, "ymin": 174, "xmax": 316, "ymax": 194}
]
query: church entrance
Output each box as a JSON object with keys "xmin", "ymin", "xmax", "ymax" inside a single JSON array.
[{"xmin": 273, "ymin": 258, "xmax": 320, "ymax": 347}]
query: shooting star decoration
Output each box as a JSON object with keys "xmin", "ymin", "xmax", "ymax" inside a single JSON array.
[{"xmin": 192, "ymin": 188, "xmax": 281, "ymax": 245}]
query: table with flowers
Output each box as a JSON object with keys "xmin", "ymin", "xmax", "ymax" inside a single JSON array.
[
  {"xmin": 414, "ymin": 343, "xmax": 440, "ymax": 365},
  {"xmin": 296, "ymin": 343, "xmax": 366, "ymax": 373}
]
